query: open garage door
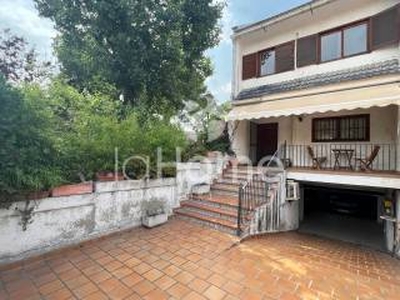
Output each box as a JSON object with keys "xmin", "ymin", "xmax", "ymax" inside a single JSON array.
[{"xmin": 299, "ymin": 185, "xmax": 385, "ymax": 250}]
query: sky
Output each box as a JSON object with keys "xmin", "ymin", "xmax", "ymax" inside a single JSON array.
[{"xmin": 0, "ymin": 0, "xmax": 309, "ymax": 102}]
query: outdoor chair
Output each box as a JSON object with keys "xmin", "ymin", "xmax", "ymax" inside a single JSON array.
[
  {"xmin": 307, "ymin": 146, "xmax": 327, "ymax": 170},
  {"xmin": 355, "ymin": 145, "xmax": 381, "ymax": 171}
]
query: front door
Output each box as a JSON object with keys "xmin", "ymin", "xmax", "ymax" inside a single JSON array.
[{"xmin": 256, "ymin": 123, "xmax": 278, "ymax": 164}]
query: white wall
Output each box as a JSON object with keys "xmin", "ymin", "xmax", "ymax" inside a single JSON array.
[
  {"xmin": 0, "ymin": 179, "xmax": 177, "ymax": 264},
  {"xmin": 0, "ymin": 160, "xmax": 226, "ymax": 265},
  {"xmin": 176, "ymin": 160, "xmax": 227, "ymax": 202},
  {"xmin": 233, "ymin": 0, "xmax": 400, "ymax": 97},
  {"xmin": 291, "ymin": 106, "xmax": 398, "ymax": 145},
  {"xmin": 289, "ymin": 106, "xmax": 398, "ymax": 169},
  {"xmin": 231, "ymin": 120, "xmax": 250, "ymax": 161},
  {"xmin": 233, "ymin": 106, "xmax": 398, "ymax": 169}
]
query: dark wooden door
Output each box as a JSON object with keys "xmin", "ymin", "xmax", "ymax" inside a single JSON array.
[{"xmin": 256, "ymin": 123, "xmax": 278, "ymax": 163}]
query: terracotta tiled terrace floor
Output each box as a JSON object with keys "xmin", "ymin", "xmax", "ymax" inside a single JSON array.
[{"xmin": 1, "ymin": 219, "xmax": 400, "ymax": 300}]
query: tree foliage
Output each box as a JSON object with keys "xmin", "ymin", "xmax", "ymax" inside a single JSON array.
[
  {"xmin": 0, "ymin": 77, "xmax": 63, "ymax": 202},
  {"xmin": 0, "ymin": 29, "xmax": 53, "ymax": 84},
  {"xmin": 34, "ymin": 0, "xmax": 224, "ymax": 114}
]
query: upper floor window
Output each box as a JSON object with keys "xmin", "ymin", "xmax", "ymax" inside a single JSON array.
[
  {"xmin": 344, "ymin": 23, "xmax": 368, "ymax": 56},
  {"xmin": 321, "ymin": 31, "xmax": 342, "ymax": 62},
  {"xmin": 260, "ymin": 50, "xmax": 276, "ymax": 76},
  {"xmin": 242, "ymin": 4, "xmax": 400, "ymax": 80},
  {"xmin": 320, "ymin": 22, "xmax": 368, "ymax": 62}
]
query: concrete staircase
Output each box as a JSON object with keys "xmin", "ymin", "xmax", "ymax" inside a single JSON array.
[{"xmin": 175, "ymin": 167, "xmax": 262, "ymax": 235}]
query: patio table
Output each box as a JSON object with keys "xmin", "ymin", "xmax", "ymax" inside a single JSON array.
[{"xmin": 331, "ymin": 149, "xmax": 355, "ymax": 170}]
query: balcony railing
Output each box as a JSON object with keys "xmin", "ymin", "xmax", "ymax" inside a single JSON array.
[{"xmin": 282, "ymin": 143, "xmax": 398, "ymax": 173}]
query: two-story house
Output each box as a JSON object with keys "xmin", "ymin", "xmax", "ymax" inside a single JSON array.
[{"xmin": 228, "ymin": 0, "xmax": 400, "ymax": 252}]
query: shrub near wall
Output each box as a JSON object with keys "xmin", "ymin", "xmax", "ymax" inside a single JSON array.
[{"xmin": 0, "ymin": 77, "xmax": 64, "ymax": 204}]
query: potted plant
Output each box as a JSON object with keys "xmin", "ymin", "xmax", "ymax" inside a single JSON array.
[
  {"xmin": 96, "ymin": 171, "xmax": 125, "ymax": 182},
  {"xmin": 141, "ymin": 199, "xmax": 168, "ymax": 228},
  {"xmin": 227, "ymin": 148, "xmax": 239, "ymax": 167},
  {"xmin": 51, "ymin": 182, "xmax": 94, "ymax": 197}
]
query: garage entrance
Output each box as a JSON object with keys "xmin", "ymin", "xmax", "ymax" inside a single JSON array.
[{"xmin": 299, "ymin": 184, "xmax": 385, "ymax": 250}]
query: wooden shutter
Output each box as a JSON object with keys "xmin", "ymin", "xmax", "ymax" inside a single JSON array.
[
  {"xmin": 275, "ymin": 41, "xmax": 295, "ymax": 73},
  {"xmin": 242, "ymin": 53, "xmax": 258, "ymax": 80},
  {"xmin": 297, "ymin": 35, "xmax": 318, "ymax": 67},
  {"xmin": 371, "ymin": 4, "xmax": 400, "ymax": 50}
]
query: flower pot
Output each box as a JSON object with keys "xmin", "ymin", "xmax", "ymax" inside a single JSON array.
[
  {"xmin": 27, "ymin": 190, "xmax": 50, "ymax": 200},
  {"xmin": 142, "ymin": 213, "xmax": 168, "ymax": 228},
  {"xmin": 51, "ymin": 182, "xmax": 93, "ymax": 197},
  {"xmin": 229, "ymin": 158, "xmax": 239, "ymax": 167},
  {"xmin": 206, "ymin": 151, "xmax": 220, "ymax": 159},
  {"xmin": 96, "ymin": 171, "xmax": 125, "ymax": 182}
]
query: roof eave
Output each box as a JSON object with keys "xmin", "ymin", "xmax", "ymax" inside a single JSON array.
[{"xmin": 232, "ymin": 0, "xmax": 334, "ymax": 39}]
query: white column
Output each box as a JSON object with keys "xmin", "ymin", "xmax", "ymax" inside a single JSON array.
[{"xmin": 299, "ymin": 185, "xmax": 305, "ymax": 223}]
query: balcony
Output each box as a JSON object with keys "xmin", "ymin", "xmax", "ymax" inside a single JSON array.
[{"xmin": 282, "ymin": 143, "xmax": 399, "ymax": 175}]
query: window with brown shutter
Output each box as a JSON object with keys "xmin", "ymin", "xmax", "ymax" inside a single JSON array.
[
  {"xmin": 242, "ymin": 53, "xmax": 258, "ymax": 80},
  {"xmin": 297, "ymin": 35, "xmax": 318, "ymax": 68},
  {"xmin": 371, "ymin": 4, "xmax": 400, "ymax": 50},
  {"xmin": 275, "ymin": 41, "xmax": 295, "ymax": 73}
]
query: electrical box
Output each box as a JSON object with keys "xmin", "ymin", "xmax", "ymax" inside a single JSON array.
[{"xmin": 286, "ymin": 180, "xmax": 300, "ymax": 201}]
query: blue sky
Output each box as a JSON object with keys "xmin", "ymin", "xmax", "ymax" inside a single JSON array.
[{"xmin": 0, "ymin": 0, "xmax": 309, "ymax": 102}]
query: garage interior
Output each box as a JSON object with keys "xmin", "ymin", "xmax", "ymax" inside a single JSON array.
[{"xmin": 299, "ymin": 184, "xmax": 386, "ymax": 251}]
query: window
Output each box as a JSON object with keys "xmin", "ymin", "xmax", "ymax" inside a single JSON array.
[
  {"xmin": 260, "ymin": 50, "xmax": 275, "ymax": 76},
  {"xmin": 320, "ymin": 22, "xmax": 368, "ymax": 62},
  {"xmin": 312, "ymin": 115, "xmax": 370, "ymax": 142},
  {"xmin": 344, "ymin": 23, "xmax": 368, "ymax": 56},
  {"xmin": 321, "ymin": 31, "xmax": 342, "ymax": 62}
]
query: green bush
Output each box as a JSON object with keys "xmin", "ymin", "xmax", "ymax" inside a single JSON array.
[
  {"xmin": 0, "ymin": 77, "xmax": 64, "ymax": 203},
  {"xmin": 0, "ymin": 78, "xmax": 189, "ymax": 204}
]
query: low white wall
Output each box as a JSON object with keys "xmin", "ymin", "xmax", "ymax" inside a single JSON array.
[
  {"xmin": 0, "ymin": 160, "xmax": 227, "ymax": 265},
  {"xmin": 0, "ymin": 179, "xmax": 176, "ymax": 265},
  {"xmin": 176, "ymin": 159, "xmax": 227, "ymax": 202}
]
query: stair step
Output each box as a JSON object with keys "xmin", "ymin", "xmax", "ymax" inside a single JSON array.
[
  {"xmin": 175, "ymin": 209, "xmax": 238, "ymax": 230},
  {"xmin": 214, "ymin": 179, "xmax": 244, "ymax": 185},
  {"xmin": 212, "ymin": 183, "xmax": 239, "ymax": 192},
  {"xmin": 191, "ymin": 194, "xmax": 238, "ymax": 207},
  {"xmin": 181, "ymin": 201, "xmax": 237, "ymax": 218}
]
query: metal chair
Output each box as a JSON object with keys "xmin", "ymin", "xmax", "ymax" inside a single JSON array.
[
  {"xmin": 355, "ymin": 145, "xmax": 380, "ymax": 171},
  {"xmin": 307, "ymin": 146, "xmax": 327, "ymax": 170}
]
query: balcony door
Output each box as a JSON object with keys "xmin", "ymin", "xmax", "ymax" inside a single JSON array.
[{"xmin": 256, "ymin": 123, "xmax": 278, "ymax": 164}]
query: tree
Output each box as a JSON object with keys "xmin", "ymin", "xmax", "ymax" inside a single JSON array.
[
  {"xmin": 0, "ymin": 29, "xmax": 53, "ymax": 84},
  {"xmin": 178, "ymin": 93, "xmax": 233, "ymax": 156},
  {"xmin": 34, "ymin": 0, "xmax": 224, "ymax": 115}
]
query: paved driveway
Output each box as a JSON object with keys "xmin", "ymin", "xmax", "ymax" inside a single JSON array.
[{"xmin": 1, "ymin": 219, "xmax": 400, "ymax": 300}]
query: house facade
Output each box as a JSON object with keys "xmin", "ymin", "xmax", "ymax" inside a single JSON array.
[{"xmin": 228, "ymin": 0, "xmax": 400, "ymax": 253}]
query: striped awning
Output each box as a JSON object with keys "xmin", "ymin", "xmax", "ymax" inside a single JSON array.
[{"xmin": 228, "ymin": 82, "xmax": 400, "ymax": 121}]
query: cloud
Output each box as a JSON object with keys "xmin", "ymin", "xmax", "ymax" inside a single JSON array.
[
  {"xmin": 220, "ymin": 81, "xmax": 231, "ymax": 96},
  {"xmin": 0, "ymin": 0, "xmax": 57, "ymax": 60}
]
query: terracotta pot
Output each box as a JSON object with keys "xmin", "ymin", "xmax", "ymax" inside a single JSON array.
[
  {"xmin": 96, "ymin": 172, "xmax": 125, "ymax": 182},
  {"xmin": 27, "ymin": 190, "xmax": 50, "ymax": 200},
  {"xmin": 51, "ymin": 182, "xmax": 93, "ymax": 197},
  {"xmin": 229, "ymin": 158, "xmax": 239, "ymax": 167},
  {"xmin": 206, "ymin": 151, "xmax": 220, "ymax": 159}
]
